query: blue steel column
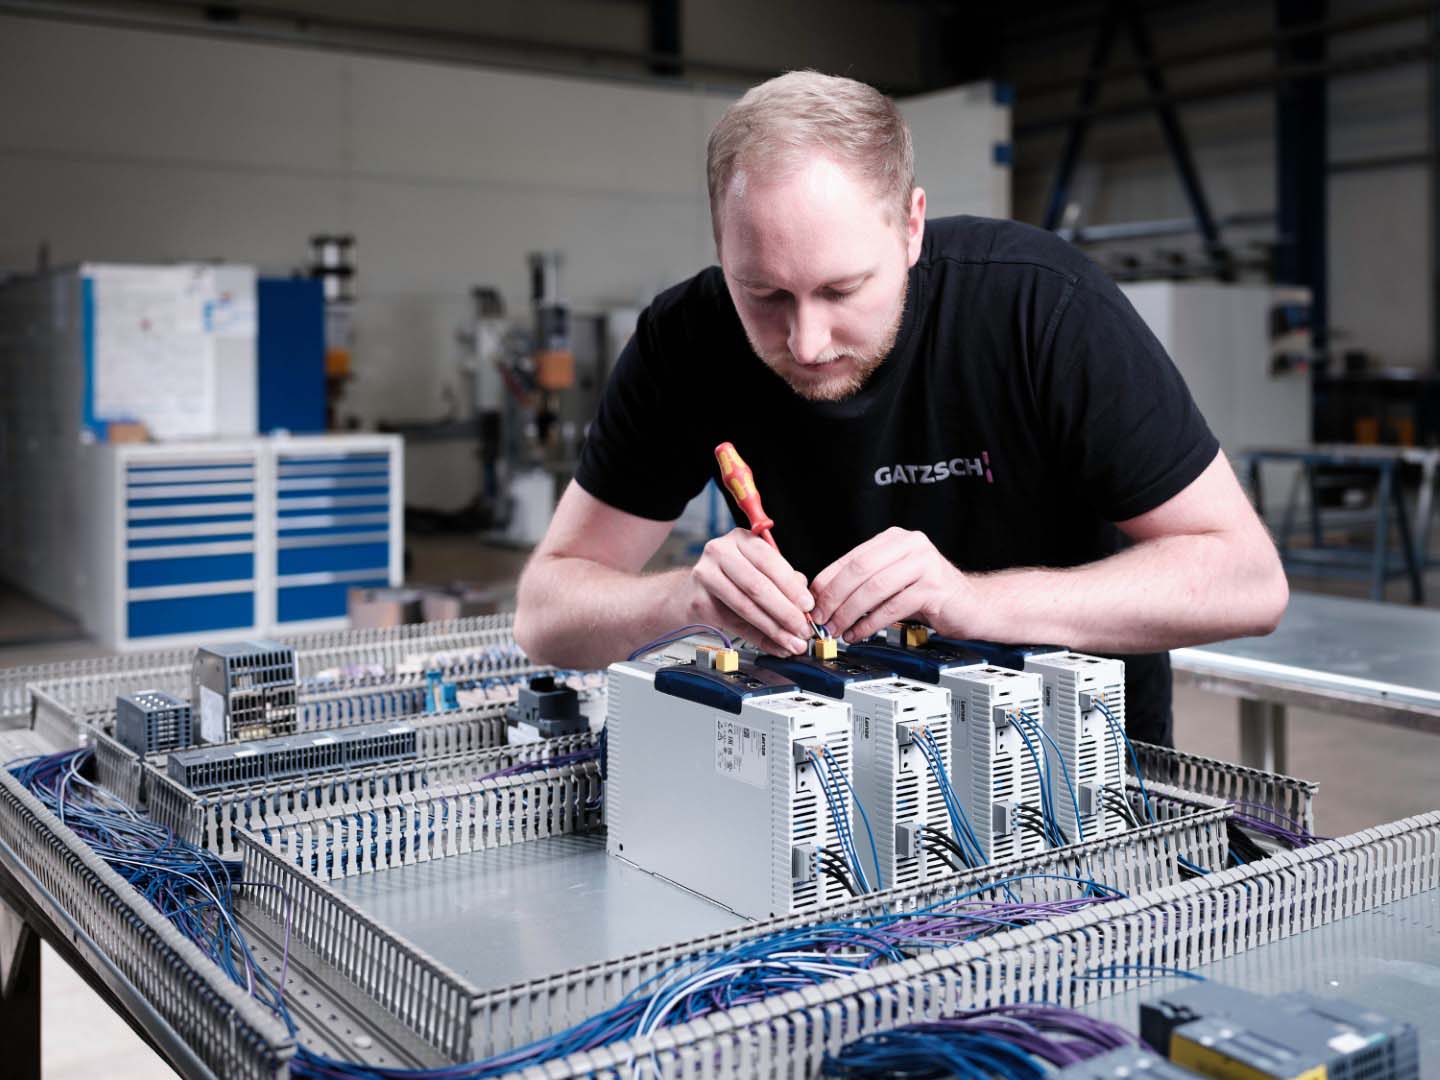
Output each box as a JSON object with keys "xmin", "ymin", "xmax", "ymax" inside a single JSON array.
[{"xmin": 1275, "ymin": 0, "xmax": 1328, "ymax": 363}]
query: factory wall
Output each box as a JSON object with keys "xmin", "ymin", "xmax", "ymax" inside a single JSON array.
[
  {"xmin": 0, "ymin": 14, "xmax": 1003, "ymax": 512},
  {"xmin": 1009, "ymin": 2, "xmax": 1433, "ymax": 372}
]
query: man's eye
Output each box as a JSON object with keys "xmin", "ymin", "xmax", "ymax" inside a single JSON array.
[
  {"xmin": 822, "ymin": 288, "xmax": 857, "ymax": 301},
  {"xmin": 751, "ymin": 292, "xmax": 784, "ymax": 304}
]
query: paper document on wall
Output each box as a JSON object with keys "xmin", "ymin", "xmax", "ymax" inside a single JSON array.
[{"xmin": 87, "ymin": 265, "xmax": 221, "ymax": 440}]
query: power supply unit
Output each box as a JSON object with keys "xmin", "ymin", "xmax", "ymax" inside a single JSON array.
[
  {"xmin": 191, "ymin": 640, "xmax": 298, "ymax": 744},
  {"xmin": 756, "ymin": 646, "xmax": 957, "ymax": 890},
  {"xmin": 1026, "ymin": 652, "xmax": 1128, "ymax": 842},
  {"xmin": 605, "ymin": 656, "xmax": 859, "ymax": 918},
  {"xmin": 115, "ymin": 689, "xmax": 192, "ymax": 756}
]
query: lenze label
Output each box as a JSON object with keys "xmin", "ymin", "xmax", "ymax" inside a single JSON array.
[{"xmin": 715, "ymin": 718, "xmax": 769, "ymax": 787}]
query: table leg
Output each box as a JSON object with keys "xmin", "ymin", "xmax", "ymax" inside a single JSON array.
[
  {"xmin": 1416, "ymin": 457, "xmax": 1438, "ymax": 571},
  {"xmin": 1372, "ymin": 465, "xmax": 1393, "ymax": 602},
  {"xmin": 1306, "ymin": 462, "xmax": 1324, "ymax": 549},
  {"xmin": 0, "ymin": 898, "xmax": 40, "ymax": 1080},
  {"xmin": 1391, "ymin": 468, "xmax": 1423, "ymax": 603},
  {"xmin": 1238, "ymin": 698, "xmax": 1288, "ymax": 773}
]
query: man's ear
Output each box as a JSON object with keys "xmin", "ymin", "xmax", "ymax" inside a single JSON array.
[{"xmin": 906, "ymin": 187, "xmax": 926, "ymax": 267}]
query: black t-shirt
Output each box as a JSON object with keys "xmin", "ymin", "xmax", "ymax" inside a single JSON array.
[{"xmin": 576, "ymin": 215, "xmax": 1219, "ymax": 745}]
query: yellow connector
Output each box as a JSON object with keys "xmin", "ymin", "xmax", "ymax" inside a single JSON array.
[
  {"xmin": 903, "ymin": 624, "xmax": 930, "ymax": 648},
  {"xmin": 810, "ymin": 636, "xmax": 838, "ymax": 660},
  {"xmin": 696, "ymin": 645, "xmax": 739, "ymax": 672}
]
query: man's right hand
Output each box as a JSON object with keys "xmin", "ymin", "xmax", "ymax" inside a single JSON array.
[{"xmin": 677, "ymin": 528, "xmax": 816, "ymax": 656}]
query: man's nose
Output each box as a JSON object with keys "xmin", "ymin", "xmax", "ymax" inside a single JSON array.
[{"xmin": 787, "ymin": 301, "xmax": 830, "ymax": 365}]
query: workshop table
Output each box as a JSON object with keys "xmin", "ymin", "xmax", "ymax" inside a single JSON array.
[
  {"xmin": 1241, "ymin": 443, "xmax": 1439, "ymax": 602},
  {"xmin": 1171, "ymin": 590, "xmax": 1440, "ymax": 772}
]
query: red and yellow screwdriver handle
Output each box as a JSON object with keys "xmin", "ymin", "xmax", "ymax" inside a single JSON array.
[{"xmin": 714, "ymin": 441, "xmax": 777, "ymax": 548}]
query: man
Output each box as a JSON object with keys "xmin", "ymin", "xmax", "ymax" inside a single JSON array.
[{"xmin": 514, "ymin": 71, "xmax": 1287, "ymax": 745}]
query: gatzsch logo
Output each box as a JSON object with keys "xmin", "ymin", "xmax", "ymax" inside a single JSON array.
[{"xmin": 874, "ymin": 452, "xmax": 994, "ymax": 486}]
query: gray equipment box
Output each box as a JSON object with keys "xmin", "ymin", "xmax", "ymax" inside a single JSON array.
[
  {"xmin": 167, "ymin": 743, "xmax": 267, "ymax": 792},
  {"xmin": 115, "ymin": 689, "xmax": 192, "ymax": 756},
  {"xmin": 191, "ymin": 640, "xmax": 298, "ymax": 743}
]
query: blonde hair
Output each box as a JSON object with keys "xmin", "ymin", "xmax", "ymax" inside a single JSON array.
[{"xmin": 706, "ymin": 70, "xmax": 915, "ymax": 242}]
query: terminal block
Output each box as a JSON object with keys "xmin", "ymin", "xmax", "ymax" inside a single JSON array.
[
  {"xmin": 115, "ymin": 690, "xmax": 192, "ymax": 756},
  {"xmin": 167, "ymin": 720, "xmax": 416, "ymax": 792},
  {"xmin": 191, "ymin": 641, "xmax": 297, "ymax": 744}
]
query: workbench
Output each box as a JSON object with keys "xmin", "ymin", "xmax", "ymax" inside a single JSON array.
[
  {"xmin": 0, "ymin": 616, "xmax": 1435, "ymax": 1080},
  {"xmin": 1171, "ymin": 590, "xmax": 1440, "ymax": 772}
]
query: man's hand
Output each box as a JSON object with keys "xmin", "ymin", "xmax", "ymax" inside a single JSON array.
[
  {"xmin": 678, "ymin": 528, "xmax": 816, "ymax": 655},
  {"xmin": 811, "ymin": 527, "xmax": 973, "ymax": 643}
]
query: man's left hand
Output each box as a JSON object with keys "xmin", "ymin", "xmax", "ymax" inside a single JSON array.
[{"xmin": 810, "ymin": 527, "xmax": 974, "ymax": 643}]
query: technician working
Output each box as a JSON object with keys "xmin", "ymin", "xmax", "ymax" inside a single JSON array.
[{"xmin": 514, "ymin": 70, "xmax": 1288, "ymax": 746}]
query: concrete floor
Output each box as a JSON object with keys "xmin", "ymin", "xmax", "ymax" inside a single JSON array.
[{"xmin": 2, "ymin": 533, "xmax": 1437, "ymax": 1077}]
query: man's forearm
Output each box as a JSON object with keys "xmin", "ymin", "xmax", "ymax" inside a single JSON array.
[
  {"xmin": 514, "ymin": 556, "xmax": 692, "ymax": 669},
  {"xmin": 955, "ymin": 532, "xmax": 1288, "ymax": 655}
]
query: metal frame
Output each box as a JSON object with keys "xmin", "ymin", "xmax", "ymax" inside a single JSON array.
[
  {"xmin": 2, "ymin": 613, "xmax": 1405, "ymax": 1080},
  {"xmin": 526, "ymin": 811, "xmax": 1440, "ymax": 1079},
  {"xmin": 0, "ymin": 767, "xmax": 294, "ymax": 1079}
]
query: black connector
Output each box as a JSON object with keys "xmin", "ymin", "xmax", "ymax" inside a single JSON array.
[{"xmin": 506, "ymin": 675, "xmax": 586, "ymax": 737}]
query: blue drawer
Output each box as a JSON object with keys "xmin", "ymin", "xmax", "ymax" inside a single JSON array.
[
  {"xmin": 277, "ymin": 579, "xmax": 388, "ymax": 623},
  {"xmin": 277, "ymin": 543, "xmax": 389, "ymax": 576},
  {"xmin": 127, "ymin": 592, "xmax": 254, "ymax": 638},
  {"xmin": 128, "ymin": 554, "xmax": 254, "ymax": 588}
]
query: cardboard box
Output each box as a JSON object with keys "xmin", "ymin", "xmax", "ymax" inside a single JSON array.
[
  {"xmin": 348, "ymin": 587, "xmax": 422, "ymax": 628},
  {"xmin": 420, "ymin": 583, "xmax": 502, "ymax": 623}
]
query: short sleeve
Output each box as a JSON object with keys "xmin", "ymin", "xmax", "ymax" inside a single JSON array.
[
  {"xmin": 574, "ymin": 301, "xmax": 711, "ymax": 521},
  {"xmin": 1035, "ymin": 275, "xmax": 1220, "ymax": 523}
]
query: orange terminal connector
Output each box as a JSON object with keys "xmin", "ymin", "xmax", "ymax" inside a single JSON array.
[{"xmin": 714, "ymin": 441, "xmax": 823, "ymax": 641}]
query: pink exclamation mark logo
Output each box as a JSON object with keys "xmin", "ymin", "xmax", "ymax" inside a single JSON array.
[{"xmin": 982, "ymin": 450, "xmax": 994, "ymax": 484}]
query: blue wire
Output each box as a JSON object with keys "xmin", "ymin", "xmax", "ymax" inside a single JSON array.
[
  {"xmin": 823, "ymin": 745, "xmax": 883, "ymax": 892},
  {"xmin": 1006, "ymin": 715, "xmax": 1064, "ymax": 846},
  {"xmin": 1015, "ymin": 710, "xmax": 1086, "ymax": 845},
  {"xmin": 1092, "ymin": 699, "xmax": 1153, "ymax": 823}
]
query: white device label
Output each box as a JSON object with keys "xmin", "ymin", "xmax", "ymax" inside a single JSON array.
[
  {"xmin": 715, "ymin": 719, "xmax": 768, "ymax": 787},
  {"xmin": 199, "ymin": 685, "xmax": 226, "ymax": 744}
]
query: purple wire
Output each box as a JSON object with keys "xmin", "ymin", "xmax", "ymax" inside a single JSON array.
[{"xmin": 626, "ymin": 623, "xmax": 734, "ymax": 661}]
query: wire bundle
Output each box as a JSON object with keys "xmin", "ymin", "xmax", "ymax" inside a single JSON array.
[
  {"xmin": 914, "ymin": 730, "xmax": 986, "ymax": 869},
  {"xmin": 1015, "ymin": 710, "xmax": 1087, "ymax": 846},
  {"xmin": 11, "ymin": 748, "xmax": 1131, "ymax": 1079},
  {"xmin": 809, "ymin": 746, "xmax": 881, "ymax": 893},
  {"xmin": 821, "ymin": 1004, "xmax": 1137, "ymax": 1078},
  {"xmin": 9, "ymin": 750, "xmax": 296, "ymax": 1022}
]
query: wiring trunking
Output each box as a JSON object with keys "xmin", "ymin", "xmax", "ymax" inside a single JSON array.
[
  {"xmin": 1027, "ymin": 652, "xmax": 1128, "ymax": 841},
  {"xmin": 945, "ymin": 665, "xmax": 1047, "ymax": 862},
  {"xmin": 847, "ymin": 678, "xmax": 954, "ymax": 890},
  {"xmin": 605, "ymin": 658, "xmax": 855, "ymax": 919}
]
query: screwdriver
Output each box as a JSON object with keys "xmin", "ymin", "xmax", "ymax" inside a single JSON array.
[{"xmin": 713, "ymin": 441, "xmax": 825, "ymax": 641}]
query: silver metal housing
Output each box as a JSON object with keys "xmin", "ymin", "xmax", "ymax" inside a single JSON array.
[{"xmin": 605, "ymin": 659, "xmax": 856, "ymax": 918}]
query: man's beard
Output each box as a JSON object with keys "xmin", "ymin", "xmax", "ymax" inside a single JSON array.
[{"xmin": 747, "ymin": 276, "xmax": 908, "ymax": 403}]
